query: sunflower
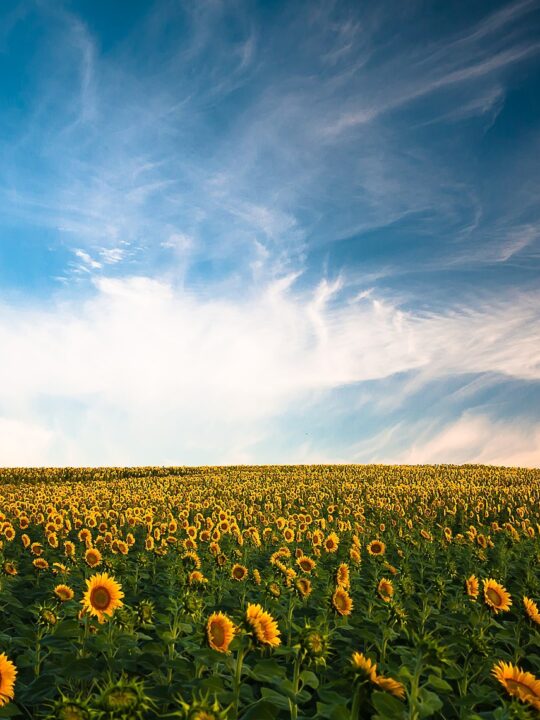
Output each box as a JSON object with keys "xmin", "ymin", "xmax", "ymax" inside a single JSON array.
[
  {"xmin": 33, "ymin": 558, "xmax": 49, "ymax": 570},
  {"xmin": 374, "ymin": 675, "xmax": 406, "ymax": 700},
  {"xmin": 367, "ymin": 540, "xmax": 386, "ymax": 556},
  {"xmin": 81, "ymin": 573, "xmax": 124, "ymax": 623},
  {"xmin": 336, "ymin": 563, "xmax": 350, "ymax": 589},
  {"xmin": 323, "ymin": 533, "xmax": 340, "ymax": 553},
  {"xmin": 246, "ymin": 603, "xmax": 281, "ymax": 647},
  {"xmin": 465, "ymin": 575, "xmax": 479, "ymax": 599},
  {"xmin": 2, "ymin": 562, "xmax": 17, "ymax": 576},
  {"xmin": 296, "ymin": 555, "xmax": 316, "ymax": 573},
  {"xmin": 206, "ymin": 612, "xmax": 235, "ymax": 653},
  {"xmin": 188, "ymin": 570, "xmax": 207, "ymax": 585},
  {"xmin": 295, "ymin": 578, "xmax": 312, "ymax": 599},
  {"xmin": 231, "ymin": 564, "xmax": 248, "ymax": 581},
  {"xmin": 351, "ymin": 652, "xmax": 377, "ymax": 682},
  {"xmin": 492, "ymin": 661, "xmax": 540, "ymax": 711},
  {"xmin": 377, "ymin": 578, "xmax": 394, "ymax": 602},
  {"xmin": 54, "ymin": 584, "xmax": 75, "ymax": 602},
  {"xmin": 523, "ymin": 597, "xmax": 540, "ymax": 625},
  {"xmin": 332, "ymin": 586, "xmax": 353, "ymax": 616},
  {"xmin": 84, "ymin": 547, "xmax": 102, "ymax": 568},
  {"xmin": 0, "ymin": 653, "xmax": 17, "ymax": 707},
  {"xmin": 483, "ymin": 579, "xmax": 512, "ymax": 613}
]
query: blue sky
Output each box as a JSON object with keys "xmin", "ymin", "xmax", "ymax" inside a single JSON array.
[{"xmin": 0, "ymin": 0, "xmax": 539, "ymax": 466}]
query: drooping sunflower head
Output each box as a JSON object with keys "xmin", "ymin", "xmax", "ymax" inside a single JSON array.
[
  {"xmin": 351, "ymin": 651, "xmax": 377, "ymax": 682},
  {"xmin": 245, "ymin": 603, "xmax": 281, "ymax": 647},
  {"xmin": 206, "ymin": 612, "xmax": 236, "ymax": 654},
  {"xmin": 81, "ymin": 572, "xmax": 124, "ymax": 623},
  {"xmin": 483, "ymin": 579, "xmax": 512, "ymax": 613},
  {"xmin": 374, "ymin": 674, "xmax": 406, "ymax": 700},
  {"xmin": 0, "ymin": 653, "xmax": 17, "ymax": 708},
  {"xmin": 2, "ymin": 562, "xmax": 17, "ymax": 576},
  {"xmin": 465, "ymin": 575, "xmax": 479, "ymax": 598},
  {"xmin": 295, "ymin": 577, "xmax": 312, "ymax": 599},
  {"xmin": 492, "ymin": 660, "xmax": 540, "ymax": 711},
  {"xmin": 523, "ymin": 596, "xmax": 540, "ymax": 625},
  {"xmin": 378, "ymin": 578, "xmax": 394, "ymax": 602},
  {"xmin": 336, "ymin": 563, "xmax": 350, "ymax": 589},
  {"xmin": 332, "ymin": 586, "xmax": 353, "ymax": 616}
]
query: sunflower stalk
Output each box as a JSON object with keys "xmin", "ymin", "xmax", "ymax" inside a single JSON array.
[
  {"xmin": 233, "ymin": 645, "xmax": 246, "ymax": 717},
  {"xmin": 288, "ymin": 648, "xmax": 304, "ymax": 720}
]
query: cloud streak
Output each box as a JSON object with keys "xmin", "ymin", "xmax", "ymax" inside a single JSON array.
[{"xmin": 0, "ymin": 275, "xmax": 538, "ymax": 465}]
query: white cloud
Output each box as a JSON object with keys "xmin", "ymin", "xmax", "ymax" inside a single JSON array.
[
  {"xmin": 0, "ymin": 275, "xmax": 538, "ymax": 465},
  {"xmin": 397, "ymin": 413, "xmax": 540, "ymax": 468}
]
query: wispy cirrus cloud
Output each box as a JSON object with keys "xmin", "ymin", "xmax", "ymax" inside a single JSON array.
[{"xmin": 0, "ymin": 1, "xmax": 539, "ymax": 465}]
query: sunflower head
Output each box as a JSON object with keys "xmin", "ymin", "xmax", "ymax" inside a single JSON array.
[
  {"xmin": 206, "ymin": 612, "xmax": 236, "ymax": 654},
  {"xmin": 48, "ymin": 699, "xmax": 92, "ymax": 720},
  {"xmin": 492, "ymin": 660, "xmax": 540, "ymax": 711},
  {"xmin": 301, "ymin": 625, "xmax": 331, "ymax": 665},
  {"xmin": 137, "ymin": 599, "xmax": 156, "ymax": 627},
  {"xmin": 374, "ymin": 674, "xmax": 406, "ymax": 700},
  {"xmin": 0, "ymin": 653, "xmax": 16, "ymax": 708},
  {"xmin": 98, "ymin": 677, "xmax": 154, "ymax": 719},
  {"xmin": 245, "ymin": 603, "xmax": 281, "ymax": 647},
  {"xmin": 175, "ymin": 691, "xmax": 229, "ymax": 720},
  {"xmin": 332, "ymin": 586, "xmax": 353, "ymax": 616},
  {"xmin": 81, "ymin": 572, "xmax": 124, "ymax": 624},
  {"xmin": 351, "ymin": 651, "xmax": 377, "ymax": 682},
  {"xmin": 483, "ymin": 579, "xmax": 512, "ymax": 613}
]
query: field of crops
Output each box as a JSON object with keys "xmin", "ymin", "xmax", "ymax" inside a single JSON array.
[{"xmin": 0, "ymin": 465, "xmax": 539, "ymax": 719}]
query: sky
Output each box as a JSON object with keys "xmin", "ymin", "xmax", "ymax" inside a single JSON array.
[{"xmin": 0, "ymin": 0, "xmax": 539, "ymax": 467}]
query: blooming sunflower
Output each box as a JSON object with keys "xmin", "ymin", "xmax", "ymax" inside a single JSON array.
[
  {"xmin": 336, "ymin": 563, "xmax": 350, "ymax": 589},
  {"xmin": 54, "ymin": 584, "xmax": 75, "ymax": 602},
  {"xmin": 483, "ymin": 579, "xmax": 512, "ymax": 613},
  {"xmin": 246, "ymin": 603, "xmax": 281, "ymax": 647},
  {"xmin": 206, "ymin": 612, "xmax": 235, "ymax": 653},
  {"xmin": 378, "ymin": 578, "xmax": 394, "ymax": 602},
  {"xmin": 323, "ymin": 533, "xmax": 340, "ymax": 553},
  {"xmin": 231, "ymin": 564, "xmax": 248, "ymax": 581},
  {"xmin": 0, "ymin": 653, "xmax": 17, "ymax": 707},
  {"xmin": 81, "ymin": 573, "xmax": 124, "ymax": 624},
  {"xmin": 332, "ymin": 586, "xmax": 353, "ymax": 616},
  {"xmin": 367, "ymin": 540, "xmax": 386, "ymax": 556},
  {"xmin": 295, "ymin": 578, "xmax": 312, "ymax": 599},
  {"xmin": 84, "ymin": 547, "xmax": 102, "ymax": 568},
  {"xmin": 523, "ymin": 597, "xmax": 540, "ymax": 625},
  {"xmin": 351, "ymin": 651, "xmax": 377, "ymax": 681},
  {"xmin": 492, "ymin": 660, "xmax": 540, "ymax": 711},
  {"xmin": 465, "ymin": 575, "xmax": 479, "ymax": 599},
  {"xmin": 374, "ymin": 675, "xmax": 406, "ymax": 700},
  {"xmin": 296, "ymin": 555, "xmax": 316, "ymax": 573},
  {"xmin": 188, "ymin": 571, "xmax": 207, "ymax": 585}
]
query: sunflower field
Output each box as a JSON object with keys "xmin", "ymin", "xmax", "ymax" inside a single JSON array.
[{"xmin": 0, "ymin": 464, "xmax": 539, "ymax": 719}]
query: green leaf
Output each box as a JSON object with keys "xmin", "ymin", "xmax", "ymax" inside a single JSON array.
[
  {"xmin": 427, "ymin": 674, "xmax": 452, "ymax": 693},
  {"xmin": 372, "ymin": 690, "xmax": 406, "ymax": 719},
  {"xmin": 299, "ymin": 669, "xmax": 319, "ymax": 689},
  {"xmin": 260, "ymin": 688, "xmax": 291, "ymax": 711},
  {"xmin": 241, "ymin": 700, "xmax": 280, "ymax": 720}
]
